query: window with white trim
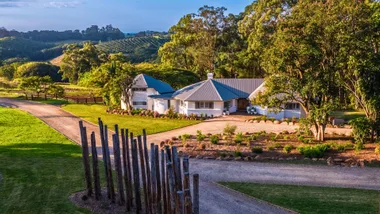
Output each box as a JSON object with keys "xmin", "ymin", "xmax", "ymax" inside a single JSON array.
[
  {"xmin": 285, "ymin": 103, "xmax": 300, "ymax": 110},
  {"xmin": 133, "ymin": 101, "xmax": 147, "ymax": 105},
  {"xmin": 195, "ymin": 101, "xmax": 214, "ymax": 109},
  {"xmin": 132, "ymin": 88, "xmax": 147, "ymax": 92}
]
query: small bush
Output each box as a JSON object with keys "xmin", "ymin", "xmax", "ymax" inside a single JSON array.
[
  {"xmin": 355, "ymin": 142, "xmax": 364, "ymax": 151},
  {"xmin": 251, "ymin": 146, "xmax": 263, "ymax": 154},
  {"xmin": 283, "ymin": 135, "xmax": 289, "ymax": 140},
  {"xmin": 270, "ymin": 135, "xmax": 277, "ymax": 141},
  {"xmin": 267, "ymin": 146, "xmax": 275, "ymax": 151},
  {"xmin": 181, "ymin": 134, "xmax": 190, "ymax": 143},
  {"xmin": 297, "ymin": 144, "xmax": 330, "ymax": 158},
  {"xmin": 375, "ymin": 146, "xmax": 380, "ymax": 155},
  {"xmin": 234, "ymin": 132, "xmax": 244, "ymax": 144},
  {"xmin": 273, "ymin": 143, "xmax": 282, "ymax": 149},
  {"xmin": 196, "ymin": 130, "xmax": 206, "ymax": 143},
  {"xmin": 283, "ymin": 145, "xmax": 294, "ymax": 154},
  {"xmin": 302, "ymin": 138, "xmax": 313, "ymax": 144},
  {"xmin": 298, "ymin": 135, "xmax": 305, "ymax": 142},
  {"xmin": 336, "ymin": 145, "xmax": 345, "ymax": 152},
  {"xmin": 250, "ymin": 135, "xmax": 257, "ymax": 141},
  {"xmin": 350, "ymin": 117, "xmax": 371, "ymax": 145},
  {"xmin": 210, "ymin": 135, "xmax": 219, "ymax": 145},
  {"xmin": 234, "ymin": 151, "xmax": 242, "ymax": 157},
  {"xmin": 223, "ymin": 124, "xmax": 237, "ymax": 136}
]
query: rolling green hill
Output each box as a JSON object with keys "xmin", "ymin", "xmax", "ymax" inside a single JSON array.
[{"xmin": 96, "ymin": 36, "xmax": 170, "ymax": 63}]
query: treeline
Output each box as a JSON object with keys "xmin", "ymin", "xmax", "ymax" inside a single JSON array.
[
  {"xmin": 0, "ymin": 25, "xmax": 125, "ymax": 42},
  {"xmin": 160, "ymin": 1, "xmax": 380, "ymax": 144}
]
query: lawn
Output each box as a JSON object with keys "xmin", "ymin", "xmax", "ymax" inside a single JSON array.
[
  {"xmin": 331, "ymin": 110, "xmax": 365, "ymax": 121},
  {"xmin": 0, "ymin": 107, "xmax": 91, "ymax": 214},
  {"xmin": 62, "ymin": 104, "xmax": 201, "ymax": 135},
  {"xmin": 220, "ymin": 182, "xmax": 380, "ymax": 214}
]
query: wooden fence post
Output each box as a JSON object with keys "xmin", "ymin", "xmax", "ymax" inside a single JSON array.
[
  {"xmin": 182, "ymin": 157, "xmax": 192, "ymax": 214},
  {"xmin": 143, "ymin": 129, "xmax": 153, "ymax": 214},
  {"xmin": 155, "ymin": 145, "xmax": 162, "ymax": 214},
  {"xmin": 121, "ymin": 129, "xmax": 133, "ymax": 211},
  {"xmin": 161, "ymin": 149, "xmax": 168, "ymax": 214},
  {"xmin": 172, "ymin": 146, "xmax": 183, "ymax": 193},
  {"xmin": 177, "ymin": 191, "xmax": 184, "ymax": 214},
  {"xmin": 150, "ymin": 143, "xmax": 157, "ymax": 213},
  {"xmin": 132, "ymin": 139, "xmax": 142, "ymax": 213},
  {"xmin": 79, "ymin": 121, "xmax": 93, "ymax": 197},
  {"xmin": 112, "ymin": 128, "xmax": 125, "ymax": 205},
  {"xmin": 98, "ymin": 118, "xmax": 111, "ymax": 199},
  {"xmin": 166, "ymin": 146, "xmax": 176, "ymax": 214},
  {"xmin": 193, "ymin": 174, "xmax": 199, "ymax": 214},
  {"xmin": 137, "ymin": 135, "xmax": 149, "ymax": 213},
  {"xmin": 104, "ymin": 124, "xmax": 115, "ymax": 202},
  {"xmin": 90, "ymin": 132, "xmax": 101, "ymax": 200}
]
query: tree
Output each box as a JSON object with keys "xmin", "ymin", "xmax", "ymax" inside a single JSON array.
[
  {"xmin": 249, "ymin": 0, "xmax": 342, "ymax": 141},
  {"xmin": 19, "ymin": 76, "xmax": 52, "ymax": 99},
  {"xmin": 79, "ymin": 61, "xmax": 137, "ymax": 106},
  {"xmin": 60, "ymin": 43, "xmax": 106, "ymax": 83},
  {"xmin": 0, "ymin": 62, "xmax": 23, "ymax": 80},
  {"xmin": 47, "ymin": 84, "xmax": 65, "ymax": 99},
  {"xmin": 14, "ymin": 62, "xmax": 61, "ymax": 81}
]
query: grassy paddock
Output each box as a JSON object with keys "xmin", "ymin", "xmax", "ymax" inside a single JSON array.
[
  {"xmin": 0, "ymin": 107, "xmax": 92, "ymax": 213},
  {"xmin": 62, "ymin": 104, "xmax": 201, "ymax": 135},
  {"xmin": 219, "ymin": 182, "xmax": 380, "ymax": 214}
]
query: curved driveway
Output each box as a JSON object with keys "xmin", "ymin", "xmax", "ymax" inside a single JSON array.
[{"xmin": 1, "ymin": 98, "xmax": 380, "ymax": 214}]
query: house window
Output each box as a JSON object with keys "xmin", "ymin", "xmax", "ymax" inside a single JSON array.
[
  {"xmin": 195, "ymin": 101, "xmax": 214, "ymax": 109},
  {"xmin": 224, "ymin": 101, "xmax": 231, "ymax": 109},
  {"xmin": 132, "ymin": 88, "xmax": 147, "ymax": 92},
  {"xmin": 133, "ymin": 101, "xmax": 147, "ymax": 105},
  {"xmin": 180, "ymin": 100, "xmax": 185, "ymax": 107},
  {"xmin": 285, "ymin": 103, "xmax": 300, "ymax": 110}
]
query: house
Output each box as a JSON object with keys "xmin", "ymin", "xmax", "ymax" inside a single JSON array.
[
  {"xmin": 123, "ymin": 73, "xmax": 304, "ymax": 120},
  {"xmin": 121, "ymin": 74, "xmax": 175, "ymax": 111}
]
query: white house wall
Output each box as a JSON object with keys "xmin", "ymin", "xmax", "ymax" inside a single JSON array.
[
  {"xmin": 153, "ymin": 99, "xmax": 168, "ymax": 114},
  {"xmin": 184, "ymin": 101, "xmax": 224, "ymax": 116},
  {"xmin": 253, "ymin": 105, "xmax": 301, "ymax": 120}
]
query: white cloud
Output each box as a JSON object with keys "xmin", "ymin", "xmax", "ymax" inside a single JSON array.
[{"xmin": 45, "ymin": 1, "xmax": 84, "ymax": 8}]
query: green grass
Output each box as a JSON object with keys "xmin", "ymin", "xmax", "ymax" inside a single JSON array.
[
  {"xmin": 331, "ymin": 110, "xmax": 365, "ymax": 121},
  {"xmin": 220, "ymin": 182, "xmax": 380, "ymax": 214},
  {"xmin": 0, "ymin": 107, "xmax": 91, "ymax": 213},
  {"xmin": 62, "ymin": 104, "xmax": 201, "ymax": 135},
  {"xmin": 33, "ymin": 98, "xmax": 70, "ymax": 105}
]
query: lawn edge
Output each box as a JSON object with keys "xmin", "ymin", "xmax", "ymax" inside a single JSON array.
[
  {"xmin": 215, "ymin": 181, "xmax": 298, "ymax": 214},
  {"xmin": 60, "ymin": 103, "xmax": 202, "ymax": 135}
]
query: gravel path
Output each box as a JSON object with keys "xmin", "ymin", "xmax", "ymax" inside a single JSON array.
[{"xmin": 1, "ymin": 98, "xmax": 379, "ymax": 214}]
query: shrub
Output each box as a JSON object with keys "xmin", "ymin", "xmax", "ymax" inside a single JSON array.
[
  {"xmin": 283, "ymin": 145, "xmax": 294, "ymax": 154},
  {"xmin": 355, "ymin": 142, "xmax": 364, "ymax": 151},
  {"xmin": 267, "ymin": 146, "xmax": 275, "ymax": 151},
  {"xmin": 234, "ymin": 132, "xmax": 244, "ymax": 144},
  {"xmin": 223, "ymin": 124, "xmax": 237, "ymax": 136},
  {"xmin": 298, "ymin": 135, "xmax": 305, "ymax": 142},
  {"xmin": 269, "ymin": 117, "xmax": 275, "ymax": 122},
  {"xmin": 250, "ymin": 135, "xmax": 257, "ymax": 141},
  {"xmin": 196, "ymin": 130, "xmax": 206, "ymax": 143},
  {"xmin": 350, "ymin": 117, "xmax": 371, "ymax": 145},
  {"xmin": 251, "ymin": 146, "xmax": 263, "ymax": 154},
  {"xmin": 260, "ymin": 115, "xmax": 268, "ymax": 121},
  {"xmin": 283, "ymin": 135, "xmax": 289, "ymax": 140},
  {"xmin": 375, "ymin": 146, "xmax": 380, "ymax": 155},
  {"xmin": 273, "ymin": 143, "xmax": 282, "ymax": 149},
  {"xmin": 299, "ymin": 118, "xmax": 313, "ymax": 135},
  {"xmin": 210, "ymin": 135, "xmax": 219, "ymax": 145},
  {"xmin": 234, "ymin": 151, "xmax": 242, "ymax": 157},
  {"xmin": 297, "ymin": 144, "xmax": 330, "ymax": 158},
  {"xmin": 302, "ymin": 138, "xmax": 313, "ymax": 144},
  {"xmin": 181, "ymin": 134, "xmax": 190, "ymax": 143},
  {"xmin": 336, "ymin": 145, "xmax": 345, "ymax": 152},
  {"xmin": 270, "ymin": 135, "xmax": 277, "ymax": 141}
]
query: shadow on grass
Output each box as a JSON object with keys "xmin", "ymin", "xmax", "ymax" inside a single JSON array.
[{"xmin": 0, "ymin": 143, "xmax": 82, "ymax": 157}]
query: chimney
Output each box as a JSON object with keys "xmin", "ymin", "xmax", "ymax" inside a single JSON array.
[{"xmin": 207, "ymin": 73, "xmax": 214, "ymax": 80}]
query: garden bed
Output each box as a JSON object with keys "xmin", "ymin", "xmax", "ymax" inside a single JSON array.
[{"xmin": 161, "ymin": 126, "xmax": 380, "ymax": 167}]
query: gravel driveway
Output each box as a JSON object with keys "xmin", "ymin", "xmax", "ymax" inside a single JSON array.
[{"xmin": 1, "ymin": 98, "xmax": 379, "ymax": 214}]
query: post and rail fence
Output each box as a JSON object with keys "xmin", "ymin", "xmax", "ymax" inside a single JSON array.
[{"xmin": 78, "ymin": 119, "xmax": 200, "ymax": 214}]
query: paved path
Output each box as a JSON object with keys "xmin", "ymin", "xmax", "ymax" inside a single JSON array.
[{"xmin": 1, "ymin": 98, "xmax": 379, "ymax": 214}]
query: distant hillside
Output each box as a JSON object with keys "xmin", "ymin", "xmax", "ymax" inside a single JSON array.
[
  {"xmin": 0, "ymin": 37, "xmax": 66, "ymax": 62},
  {"xmin": 50, "ymin": 54, "xmax": 64, "ymax": 66},
  {"xmin": 96, "ymin": 36, "xmax": 170, "ymax": 63}
]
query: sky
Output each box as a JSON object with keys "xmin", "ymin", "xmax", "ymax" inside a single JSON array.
[{"xmin": 0, "ymin": 0, "xmax": 251, "ymax": 32}]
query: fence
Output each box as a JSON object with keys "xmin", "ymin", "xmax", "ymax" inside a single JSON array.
[{"xmin": 78, "ymin": 119, "xmax": 200, "ymax": 214}]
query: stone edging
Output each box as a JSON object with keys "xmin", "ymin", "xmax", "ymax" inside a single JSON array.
[{"xmin": 213, "ymin": 182, "xmax": 298, "ymax": 214}]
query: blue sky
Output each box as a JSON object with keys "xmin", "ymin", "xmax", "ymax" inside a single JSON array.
[{"xmin": 0, "ymin": 0, "xmax": 251, "ymax": 32}]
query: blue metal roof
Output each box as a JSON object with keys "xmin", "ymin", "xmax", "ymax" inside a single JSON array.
[{"xmin": 133, "ymin": 74, "xmax": 174, "ymax": 94}]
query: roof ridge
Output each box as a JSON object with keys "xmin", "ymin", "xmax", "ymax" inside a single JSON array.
[
  {"xmin": 183, "ymin": 80, "xmax": 210, "ymax": 101},
  {"xmin": 210, "ymin": 80, "xmax": 223, "ymax": 101},
  {"xmin": 212, "ymin": 80, "xmax": 240, "ymax": 98}
]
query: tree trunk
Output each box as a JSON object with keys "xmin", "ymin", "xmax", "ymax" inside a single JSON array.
[{"xmin": 316, "ymin": 124, "xmax": 326, "ymax": 142}]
